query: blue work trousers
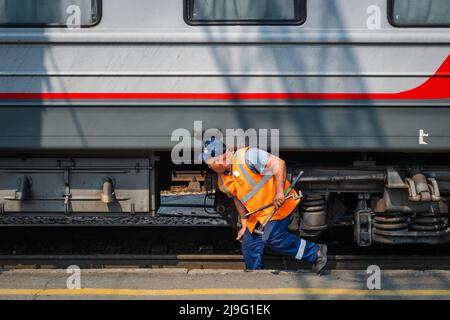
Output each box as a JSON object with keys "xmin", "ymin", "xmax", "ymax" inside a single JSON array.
[{"xmin": 242, "ymin": 214, "xmax": 318, "ymax": 270}]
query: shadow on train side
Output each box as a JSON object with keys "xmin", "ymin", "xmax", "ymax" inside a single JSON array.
[
  {"xmin": 0, "ymin": 3, "xmax": 43, "ymax": 152},
  {"xmin": 0, "ymin": 1, "xmax": 89, "ymax": 154},
  {"xmin": 0, "ymin": 0, "xmax": 388, "ymax": 154},
  {"xmin": 198, "ymin": 0, "xmax": 386, "ymax": 152}
]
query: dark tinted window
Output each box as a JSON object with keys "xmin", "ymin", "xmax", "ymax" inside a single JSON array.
[
  {"xmin": 0, "ymin": 0, "xmax": 101, "ymax": 27},
  {"xmin": 390, "ymin": 0, "xmax": 450, "ymax": 26},
  {"xmin": 185, "ymin": 0, "xmax": 306, "ymax": 25}
]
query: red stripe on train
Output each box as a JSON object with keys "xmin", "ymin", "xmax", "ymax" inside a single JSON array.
[{"xmin": 0, "ymin": 55, "xmax": 449, "ymax": 101}]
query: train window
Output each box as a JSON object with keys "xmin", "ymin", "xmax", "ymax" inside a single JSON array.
[
  {"xmin": 184, "ymin": 0, "xmax": 306, "ymax": 25},
  {"xmin": 389, "ymin": 0, "xmax": 450, "ymax": 27},
  {"xmin": 0, "ymin": 0, "xmax": 101, "ymax": 27}
]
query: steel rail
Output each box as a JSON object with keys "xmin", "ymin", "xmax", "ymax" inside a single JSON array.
[{"xmin": 1, "ymin": 254, "xmax": 449, "ymax": 271}]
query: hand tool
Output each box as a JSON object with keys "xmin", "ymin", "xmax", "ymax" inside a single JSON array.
[
  {"xmin": 253, "ymin": 171, "xmax": 304, "ymax": 236},
  {"xmin": 243, "ymin": 193, "xmax": 301, "ymax": 218}
]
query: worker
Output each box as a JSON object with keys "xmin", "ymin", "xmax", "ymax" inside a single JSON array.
[{"xmin": 200, "ymin": 138, "xmax": 327, "ymax": 273}]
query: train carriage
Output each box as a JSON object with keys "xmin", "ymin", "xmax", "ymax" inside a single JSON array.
[{"xmin": 0, "ymin": 0, "xmax": 449, "ymax": 246}]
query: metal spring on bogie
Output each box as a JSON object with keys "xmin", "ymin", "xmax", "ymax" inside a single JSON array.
[
  {"xmin": 299, "ymin": 194, "xmax": 328, "ymax": 232},
  {"xmin": 410, "ymin": 213, "xmax": 448, "ymax": 232},
  {"xmin": 373, "ymin": 212, "xmax": 410, "ymax": 231}
]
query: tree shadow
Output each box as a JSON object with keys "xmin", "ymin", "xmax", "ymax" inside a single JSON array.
[{"xmin": 192, "ymin": 0, "xmax": 386, "ymax": 155}]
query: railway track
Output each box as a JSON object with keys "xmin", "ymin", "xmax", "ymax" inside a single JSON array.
[
  {"xmin": 0, "ymin": 214, "xmax": 227, "ymax": 227},
  {"xmin": 1, "ymin": 254, "xmax": 449, "ymax": 271},
  {"xmin": 1, "ymin": 224, "xmax": 449, "ymax": 272}
]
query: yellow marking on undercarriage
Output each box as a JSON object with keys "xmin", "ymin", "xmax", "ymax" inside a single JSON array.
[{"xmin": 0, "ymin": 288, "xmax": 449, "ymax": 297}]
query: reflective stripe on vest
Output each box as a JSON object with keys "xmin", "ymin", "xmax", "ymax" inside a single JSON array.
[
  {"xmin": 234, "ymin": 148, "xmax": 272, "ymax": 204},
  {"xmin": 218, "ymin": 174, "xmax": 233, "ymax": 197},
  {"xmin": 240, "ymin": 174, "xmax": 272, "ymax": 204},
  {"xmin": 236, "ymin": 149, "xmax": 257, "ymax": 188}
]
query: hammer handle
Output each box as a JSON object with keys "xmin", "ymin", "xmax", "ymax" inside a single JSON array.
[
  {"xmin": 256, "ymin": 171, "xmax": 304, "ymax": 232},
  {"xmin": 243, "ymin": 194, "xmax": 297, "ymax": 218}
]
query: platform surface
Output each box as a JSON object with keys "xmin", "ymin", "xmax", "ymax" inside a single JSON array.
[{"xmin": 0, "ymin": 268, "xmax": 449, "ymax": 300}]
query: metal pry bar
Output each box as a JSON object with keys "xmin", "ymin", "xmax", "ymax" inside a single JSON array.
[
  {"xmin": 252, "ymin": 170, "xmax": 304, "ymax": 236},
  {"xmin": 243, "ymin": 193, "xmax": 301, "ymax": 218}
]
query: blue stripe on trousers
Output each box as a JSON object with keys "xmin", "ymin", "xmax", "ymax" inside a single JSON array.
[{"xmin": 241, "ymin": 214, "xmax": 318, "ymax": 270}]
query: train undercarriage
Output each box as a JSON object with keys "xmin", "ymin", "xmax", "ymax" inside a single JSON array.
[
  {"xmin": 220, "ymin": 164, "xmax": 450, "ymax": 246},
  {"xmin": 0, "ymin": 152, "xmax": 448, "ymax": 247},
  {"xmin": 213, "ymin": 152, "xmax": 450, "ymax": 246}
]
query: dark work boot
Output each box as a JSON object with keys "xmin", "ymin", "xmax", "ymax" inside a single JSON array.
[{"xmin": 312, "ymin": 244, "xmax": 327, "ymax": 274}]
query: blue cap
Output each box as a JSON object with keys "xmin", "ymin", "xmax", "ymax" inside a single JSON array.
[{"xmin": 198, "ymin": 137, "xmax": 227, "ymax": 163}]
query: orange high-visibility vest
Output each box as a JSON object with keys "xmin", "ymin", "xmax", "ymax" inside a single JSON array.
[{"xmin": 218, "ymin": 147, "xmax": 300, "ymax": 233}]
